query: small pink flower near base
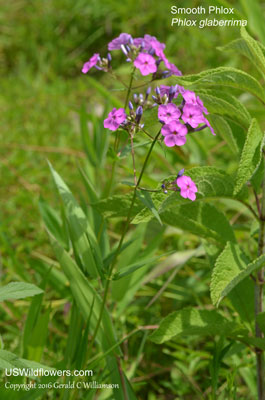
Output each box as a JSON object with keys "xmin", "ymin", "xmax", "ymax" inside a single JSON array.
[
  {"xmin": 176, "ymin": 175, "xmax": 198, "ymax": 201},
  {"xmin": 82, "ymin": 54, "xmax": 100, "ymax": 73},
  {"xmin": 161, "ymin": 121, "xmax": 187, "ymax": 147},
  {"xmin": 104, "ymin": 108, "xmax": 126, "ymax": 131},
  {"xmin": 134, "ymin": 53, "xmax": 157, "ymax": 76}
]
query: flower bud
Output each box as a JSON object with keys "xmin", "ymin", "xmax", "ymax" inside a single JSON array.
[
  {"xmin": 168, "ymin": 86, "xmax": 177, "ymax": 103},
  {"xmin": 145, "ymin": 87, "xmax": 152, "ymax": 102},
  {"xmin": 156, "ymin": 87, "xmax": 160, "ymax": 96},
  {"xmin": 162, "ymin": 70, "xmax": 170, "ymax": 78},
  {"xmin": 107, "ymin": 53, "xmax": 112, "ymax": 68},
  {"xmin": 146, "ymin": 86, "xmax": 151, "ymax": 96},
  {"xmin": 177, "ymin": 168, "xmax": 185, "ymax": 178},
  {"xmin": 135, "ymin": 106, "xmax": 143, "ymax": 123},
  {"xmin": 121, "ymin": 44, "xmax": 128, "ymax": 56},
  {"xmin": 162, "ymin": 94, "xmax": 168, "ymax": 104},
  {"xmin": 128, "ymin": 101, "xmax": 134, "ymax": 110}
]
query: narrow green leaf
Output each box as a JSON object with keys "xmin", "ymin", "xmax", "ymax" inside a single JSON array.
[
  {"xmin": 50, "ymin": 236, "xmax": 137, "ymax": 400},
  {"xmin": 136, "ymin": 190, "xmax": 162, "ymax": 225},
  {"xmin": 219, "ymin": 37, "xmax": 265, "ymax": 77},
  {"xmin": 113, "ymin": 253, "xmax": 171, "ymax": 280},
  {"xmin": 195, "ymin": 88, "xmax": 251, "ymax": 128},
  {"xmin": 133, "ymin": 166, "xmax": 247, "ymax": 224},
  {"xmin": 211, "ymin": 242, "xmax": 249, "ymax": 306},
  {"xmin": 0, "ymin": 349, "xmax": 52, "ymax": 372},
  {"xmin": 239, "ymin": 0, "xmax": 265, "ymax": 44},
  {"xmin": 0, "ymin": 282, "xmax": 43, "ymax": 302},
  {"xmin": 251, "ymin": 158, "xmax": 265, "ymax": 193},
  {"xmin": 206, "ymin": 115, "xmax": 239, "ymax": 154},
  {"xmin": 93, "ymin": 192, "xmax": 143, "ymax": 219},
  {"xmin": 233, "ymin": 119, "xmax": 264, "ymax": 195},
  {"xmin": 173, "ymin": 67, "xmax": 265, "ymax": 104},
  {"xmin": 241, "ymin": 27, "xmax": 265, "ymax": 79},
  {"xmin": 27, "ymin": 308, "xmax": 50, "ymax": 362},
  {"xmin": 111, "ymin": 224, "xmax": 147, "ymax": 303},
  {"xmin": 50, "ymin": 235, "xmax": 119, "ymax": 353},
  {"xmin": 150, "ymin": 308, "xmax": 239, "ymax": 344},
  {"xmin": 160, "ymin": 202, "xmax": 235, "ymax": 244},
  {"xmin": 239, "ymin": 336, "xmax": 265, "ymax": 351},
  {"xmin": 48, "ymin": 162, "xmax": 103, "ymax": 278},
  {"xmin": 23, "ymin": 279, "xmax": 46, "ymax": 358},
  {"xmin": 39, "ymin": 197, "xmax": 68, "ymax": 249}
]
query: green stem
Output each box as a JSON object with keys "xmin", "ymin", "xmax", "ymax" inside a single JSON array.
[
  {"xmin": 255, "ymin": 159, "xmax": 265, "ymax": 400},
  {"xmin": 124, "ymin": 66, "xmax": 136, "ymax": 110},
  {"xmin": 90, "ymin": 129, "xmax": 161, "ymax": 351},
  {"xmin": 137, "ymin": 186, "xmax": 160, "ymax": 193},
  {"xmin": 98, "ymin": 68, "xmax": 136, "ymax": 240}
]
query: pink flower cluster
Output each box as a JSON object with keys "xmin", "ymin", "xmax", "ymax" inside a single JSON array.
[
  {"xmin": 157, "ymin": 86, "xmax": 215, "ymax": 147},
  {"xmin": 81, "ymin": 33, "xmax": 217, "ymax": 202},
  {"xmin": 81, "ymin": 32, "xmax": 182, "ymax": 78},
  {"xmin": 130, "ymin": 34, "xmax": 182, "ymax": 77}
]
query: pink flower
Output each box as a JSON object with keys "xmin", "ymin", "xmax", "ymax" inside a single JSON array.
[
  {"xmin": 196, "ymin": 96, "xmax": 208, "ymax": 114},
  {"xmin": 134, "ymin": 53, "xmax": 157, "ymax": 76},
  {"xmin": 176, "ymin": 175, "xmax": 198, "ymax": 201},
  {"xmin": 158, "ymin": 103, "xmax": 181, "ymax": 124},
  {"xmin": 182, "ymin": 90, "xmax": 197, "ymax": 105},
  {"xmin": 143, "ymin": 34, "xmax": 166, "ymax": 57},
  {"xmin": 82, "ymin": 54, "xmax": 100, "ymax": 73},
  {"xmin": 133, "ymin": 37, "xmax": 144, "ymax": 47},
  {"xmin": 161, "ymin": 121, "xmax": 188, "ymax": 147},
  {"xmin": 163, "ymin": 58, "xmax": 182, "ymax": 76},
  {"xmin": 133, "ymin": 35, "xmax": 165, "ymax": 57},
  {"xmin": 108, "ymin": 33, "xmax": 132, "ymax": 50},
  {"xmin": 104, "ymin": 108, "xmax": 126, "ymax": 131},
  {"xmin": 183, "ymin": 91, "xmax": 208, "ymax": 114},
  {"xmin": 182, "ymin": 104, "xmax": 205, "ymax": 128}
]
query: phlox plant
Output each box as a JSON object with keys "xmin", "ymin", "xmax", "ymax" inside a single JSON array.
[{"xmin": 40, "ymin": 28, "xmax": 265, "ymax": 399}]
